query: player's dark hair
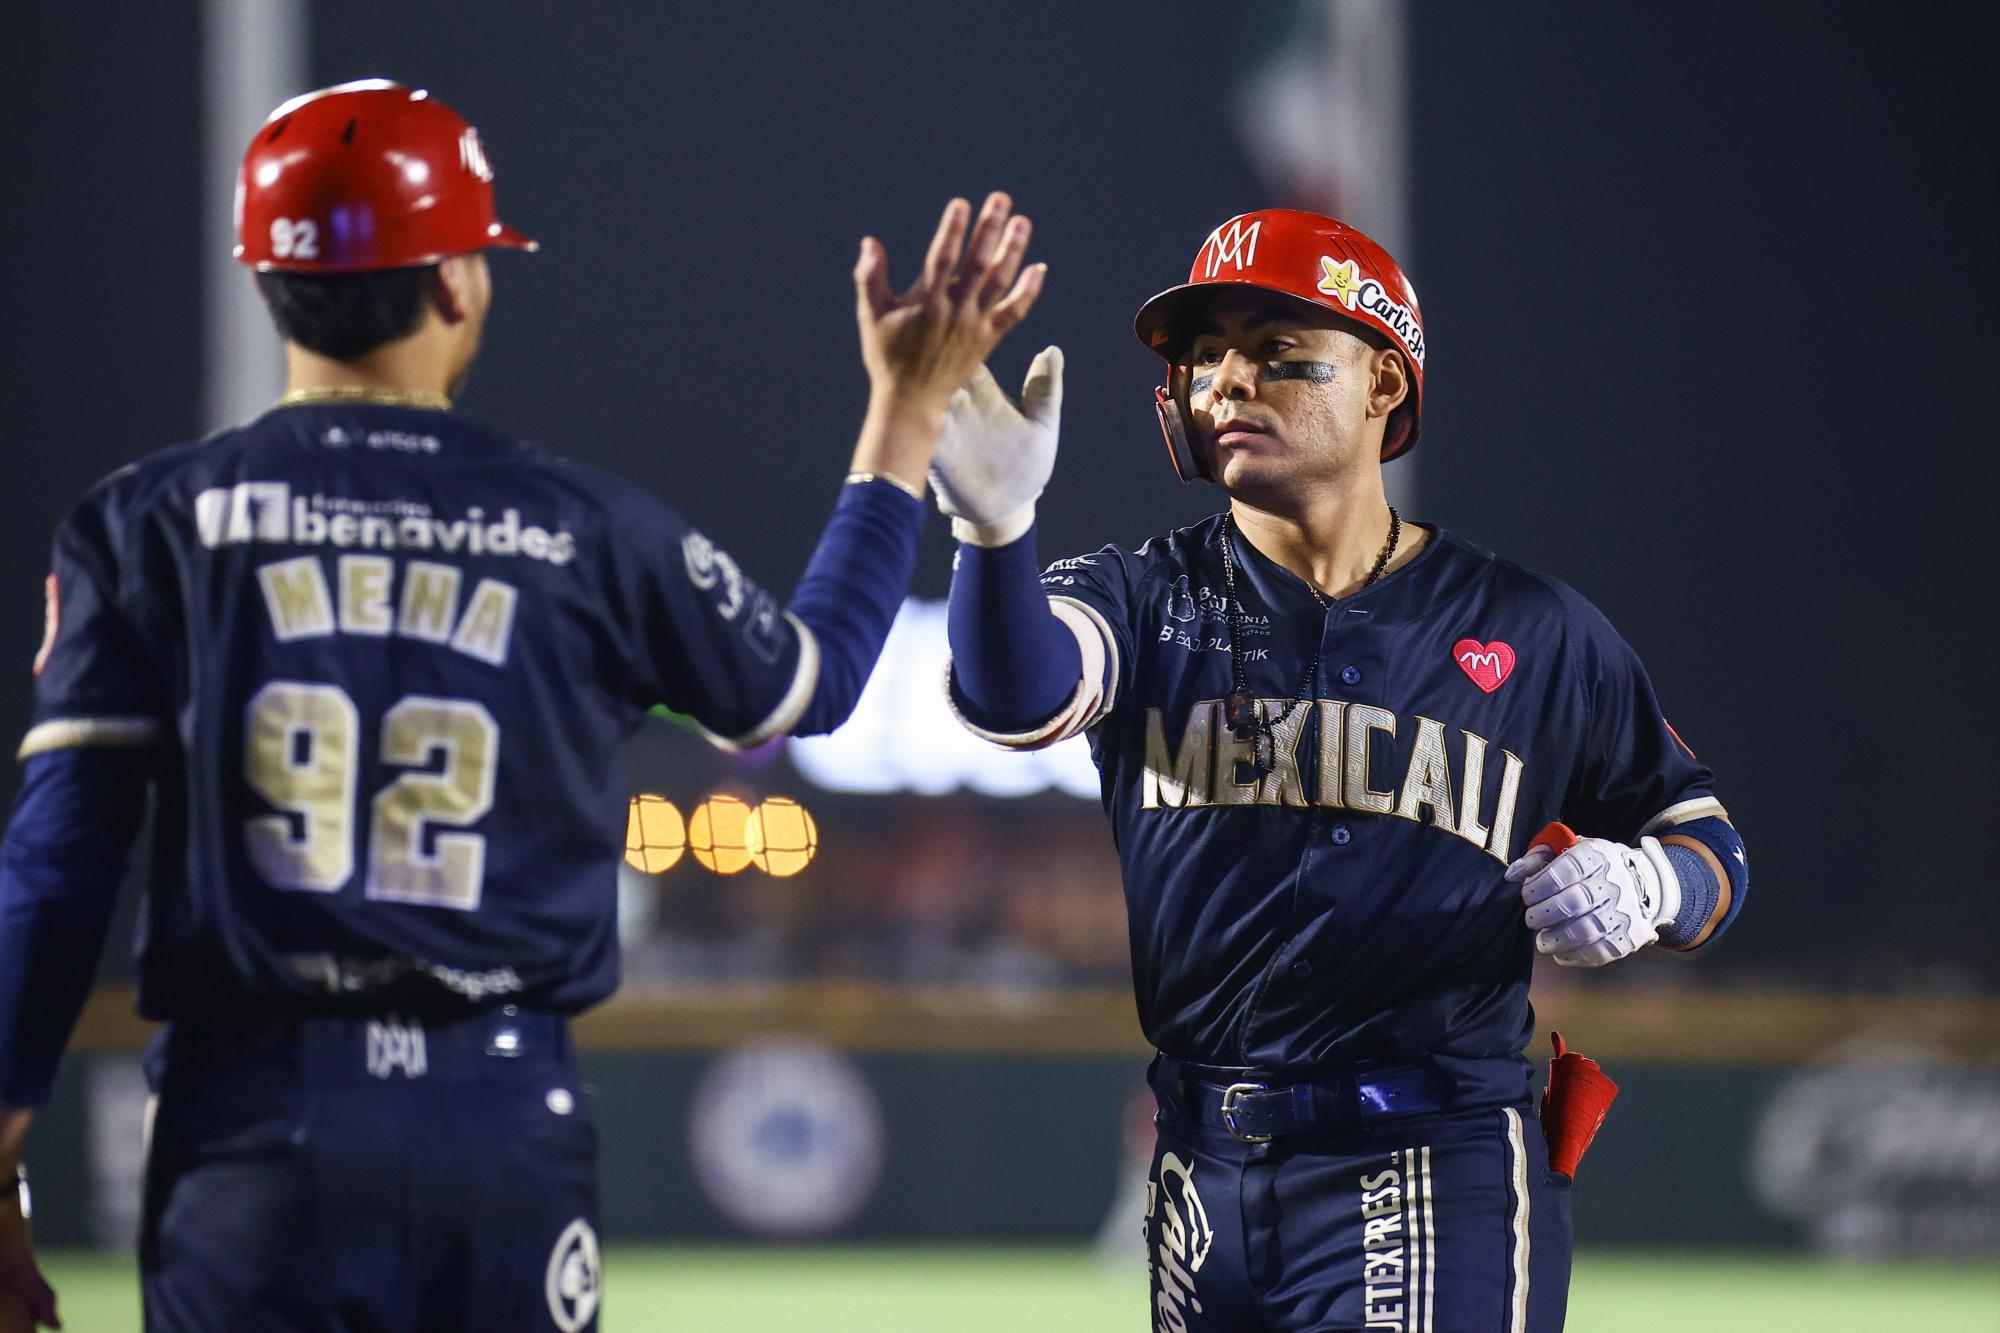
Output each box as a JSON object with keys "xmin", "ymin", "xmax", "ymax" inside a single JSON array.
[{"xmin": 255, "ymin": 265, "xmax": 439, "ymax": 361}]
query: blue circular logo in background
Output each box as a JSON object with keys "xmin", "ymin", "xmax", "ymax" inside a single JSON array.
[{"xmin": 688, "ymin": 1040, "xmax": 888, "ymax": 1238}]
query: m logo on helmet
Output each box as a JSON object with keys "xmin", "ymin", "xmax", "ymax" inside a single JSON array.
[
  {"xmin": 459, "ymin": 127, "xmax": 494, "ymax": 182},
  {"xmin": 1201, "ymin": 219, "xmax": 1263, "ymax": 277}
]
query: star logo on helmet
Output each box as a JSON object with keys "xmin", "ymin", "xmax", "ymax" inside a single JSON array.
[{"xmin": 1316, "ymin": 257, "xmax": 1362, "ymax": 310}]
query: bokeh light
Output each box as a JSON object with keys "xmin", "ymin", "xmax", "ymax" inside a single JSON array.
[
  {"xmin": 688, "ymin": 795, "xmax": 755, "ymax": 875},
  {"xmin": 746, "ymin": 797, "xmax": 819, "ymax": 877},
  {"xmin": 624, "ymin": 794, "xmax": 686, "ymax": 874}
]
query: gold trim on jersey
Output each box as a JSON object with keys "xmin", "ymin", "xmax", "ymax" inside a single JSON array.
[
  {"xmin": 18, "ymin": 716, "xmax": 163, "ymax": 760},
  {"xmin": 1639, "ymin": 795, "xmax": 1729, "ymax": 835},
  {"xmin": 277, "ymin": 386, "xmax": 453, "ymax": 411}
]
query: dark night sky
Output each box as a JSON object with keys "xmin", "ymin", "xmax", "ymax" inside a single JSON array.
[{"xmin": 9, "ymin": 2, "xmax": 1995, "ymax": 981}]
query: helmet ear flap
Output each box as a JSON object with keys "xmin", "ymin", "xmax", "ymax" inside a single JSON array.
[{"xmin": 1154, "ymin": 371, "xmax": 1208, "ymax": 484}]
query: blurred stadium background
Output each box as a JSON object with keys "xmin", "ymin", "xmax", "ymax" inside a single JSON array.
[{"xmin": 11, "ymin": 1, "xmax": 1997, "ymax": 1328}]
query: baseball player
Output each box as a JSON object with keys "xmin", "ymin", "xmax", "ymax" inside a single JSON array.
[
  {"xmin": 931, "ymin": 209, "xmax": 1748, "ymax": 1331},
  {"xmin": 0, "ymin": 79, "xmax": 1044, "ymax": 1332}
]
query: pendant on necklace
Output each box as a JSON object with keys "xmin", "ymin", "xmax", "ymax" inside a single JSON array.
[{"xmin": 1224, "ymin": 687, "xmax": 1260, "ymax": 740}]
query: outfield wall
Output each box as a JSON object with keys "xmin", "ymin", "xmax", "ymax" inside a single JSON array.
[{"xmin": 30, "ymin": 986, "xmax": 1999, "ymax": 1258}]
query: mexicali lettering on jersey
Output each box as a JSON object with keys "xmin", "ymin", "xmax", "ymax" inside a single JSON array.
[
  {"xmin": 1139, "ymin": 698, "xmax": 1524, "ymax": 863},
  {"xmin": 1035, "ymin": 514, "xmax": 1712, "ymax": 1078}
]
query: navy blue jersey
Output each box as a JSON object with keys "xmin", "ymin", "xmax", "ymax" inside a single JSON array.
[
  {"xmin": 22, "ymin": 401, "xmax": 814, "ymax": 1018},
  {"xmin": 1030, "ymin": 516, "xmax": 1716, "ymax": 1084}
]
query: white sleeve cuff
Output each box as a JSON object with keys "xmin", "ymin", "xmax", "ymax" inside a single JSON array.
[
  {"xmin": 18, "ymin": 716, "xmax": 163, "ymax": 760},
  {"xmin": 941, "ymin": 594, "xmax": 1118, "ymax": 750},
  {"xmin": 1638, "ymin": 796, "xmax": 1729, "ymax": 837},
  {"xmin": 697, "ymin": 612, "xmax": 821, "ymax": 751}
]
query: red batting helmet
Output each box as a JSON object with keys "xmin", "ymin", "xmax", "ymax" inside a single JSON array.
[
  {"xmin": 1133, "ymin": 209, "xmax": 1425, "ymax": 482},
  {"xmin": 235, "ymin": 80, "xmax": 537, "ymax": 272}
]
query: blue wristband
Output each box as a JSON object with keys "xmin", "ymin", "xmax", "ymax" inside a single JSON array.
[{"xmin": 1656, "ymin": 817, "xmax": 1747, "ymax": 950}]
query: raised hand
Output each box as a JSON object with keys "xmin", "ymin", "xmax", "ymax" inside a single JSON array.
[
  {"xmin": 854, "ymin": 192, "xmax": 1047, "ymax": 421},
  {"xmin": 930, "ymin": 347, "xmax": 1064, "ymax": 547}
]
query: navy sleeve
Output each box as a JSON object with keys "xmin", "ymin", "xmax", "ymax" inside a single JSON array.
[
  {"xmin": 1554, "ymin": 585, "xmax": 1721, "ymax": 843},
  {"xmin": 943, "ymin": 540, "xmax": 1135, "ymax": 748},
  {"xmin": 605, "ymin": 488, "xmax": 818, "ymax": 749},
  {"xmin": 0, "ymin": 748, "xmax": 152, "ymax": 1105},
  {"xmin": 607, "ymin": 478, "xmax": 927, "ymax": 748},
  {"xmin": 19, "ymin": 492, "xmax": 170, "ymax": 760},
  {"xmin": 785, "ymin": 479, "xmax": 925, "ymax": 735},
  {"xmin": 944, "ymin": 526, "xmax": 1084, "ymax": 734}
]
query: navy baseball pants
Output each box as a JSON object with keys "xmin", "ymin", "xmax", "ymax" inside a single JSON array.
[
  {"xmin": 139, "ymin": 1008, "xmax": 600, "ymax": 1333},
  {"xmin": 1145, "ymin": 1081, "xmax": 1573, "ymax": 1331}
]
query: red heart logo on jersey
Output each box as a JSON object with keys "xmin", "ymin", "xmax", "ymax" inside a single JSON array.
[{"xmin": 1453, "ymin": 639, "xmax": 1515, "ymax": 693}]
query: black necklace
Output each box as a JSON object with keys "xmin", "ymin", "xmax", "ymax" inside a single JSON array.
[{"xmin": 1219, "ymin": 507, "xmax": 1401, "ymax": 776}]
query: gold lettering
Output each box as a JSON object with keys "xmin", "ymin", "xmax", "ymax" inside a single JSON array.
[
  {"xmin": 1314, "ymin": 701, "xmax": 1346, "ymax": 807},
  {"xmin": 1213, "ymin": 705, "xmax": 1263, "ymax": 807},
  {"xmin": 1456, "ymin": 731, "xmax": 1493, "ymax": 849},
  {"xmin": 449, "ymin": 578, "xmax": 518, "ymax": 667},
  {"xmin": 1142, "ymin": 702, "xmax": 1216, "ymax": 809},
  {"xmin": 337, "ymin": 555, "xmax": 393, "ymax": 636},
  {"xmin": 1394, "ymin": 716, "xmax": 1456, "ymax": 830},
  {"xmin": 1344, "ymin": 705, "xmax": 1397, "ymax": 815},
  {"xmin": 257, "ymin": 556, "xmax": 334, "ymax": 641},
  {"xmin": 1255, "ymin": 702, "xmax": 1311, "ymax": 807},
  {"xmin": 398, "ymin": 561, "xmax": 462, "ymax": 644},
  {"xmin": 1486, "ymin": 749, "xmax": 1526, "ymax": 863}
]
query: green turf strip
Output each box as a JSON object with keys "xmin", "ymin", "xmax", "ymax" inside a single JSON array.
[{"xmin": 38, "ymin": 1246, "xmax": 2000, "ymax": 1331}]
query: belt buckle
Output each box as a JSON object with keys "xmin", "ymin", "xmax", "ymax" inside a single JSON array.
[{"xmin": 1220, "ymin": 1081, "xmax": 1274, "ymax": 1144}]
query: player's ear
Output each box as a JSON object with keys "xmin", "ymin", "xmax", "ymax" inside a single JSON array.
[
  {"xmin": 431, "ymin": 255, "xmax": 487, "ymax": 326},
  {"xmin": 1366, "ymin": 347, "xmax": 1409, "ymax": 421}
]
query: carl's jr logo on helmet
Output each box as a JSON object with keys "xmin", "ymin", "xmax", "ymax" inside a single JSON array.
[
  {"xmin": 1201, "ymin": 219, "xmax": 1263, "ymax": 277},
  {"xmin": 1317, "ymin": 257, "xmax": 1363, "ymax": 309}
]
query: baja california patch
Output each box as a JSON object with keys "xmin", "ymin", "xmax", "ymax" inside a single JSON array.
[
  {"xmin": 1453, "ymin": 638, "xmax": 1515, "ymax": 693},
  {"xmin": 33, "ymin": 574, "xmax": 58, "ymax": 677},
  {"xmin": 545, "ymin": 1217, "xmax": 601, "ymax": 1332}
]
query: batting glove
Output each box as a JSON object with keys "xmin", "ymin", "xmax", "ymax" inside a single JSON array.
[
  {"xmin": 930, "ymin": 346, "xmax": 1063, "ymax": 547},
  {"xmin": 1505, "ymin": 836, "xmax": 1681, "ymax": 968}
]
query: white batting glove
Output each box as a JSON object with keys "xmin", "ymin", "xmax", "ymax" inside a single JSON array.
[
  {"xmin": 1505, "ymin": 836, "xmax": 1682, "ymax": 968},
  {"xmin": 930, "ymin": 346, "xmax": 1063, "ymax": 548}
]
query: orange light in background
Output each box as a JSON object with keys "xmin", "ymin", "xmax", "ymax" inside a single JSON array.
[
  {"xmin": 688, "ymin": 794, "xmax": 755, "ymax": 874},
  {"xmin": 746, "ymin": 796, "xmax": 819, "ymax": 877},
  {"xmin": 625, "ymin": 794, "xmax": 686, "ymax": 873}
]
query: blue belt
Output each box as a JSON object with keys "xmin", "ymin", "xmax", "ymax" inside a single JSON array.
[{"xmin": 1150, "ymin": 1053, "xmax": 1450, "ymax": 1144}]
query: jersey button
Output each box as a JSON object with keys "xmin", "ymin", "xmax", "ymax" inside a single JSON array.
[
  {"xmin": 1331, "ymin": 824, "xmax": 1352, "ymax": 845},
  {"xmin": 1291, "ymin": 958, "xmax": 1313, "ymax": 978},
  {"xmin": 1340, "ymin": 665, "xmax": 1362, "ymax": 686}
]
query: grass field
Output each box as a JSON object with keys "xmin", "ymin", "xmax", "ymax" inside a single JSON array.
[{"xmin": 41, "ymin": 1245, "xmax": 2000, "ymax": 1330}]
